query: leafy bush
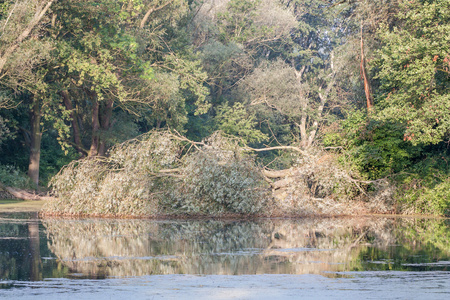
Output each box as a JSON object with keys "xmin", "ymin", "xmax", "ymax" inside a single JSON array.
[
  {"xmin": 326, "ymin": 110, "xmax": 420, "ymax": 180},
  {"xmin": 0, "ymin": 165, "xmax": 31, "ymax": 189},
  {"xmin": 215, "ymin": 102, "xmax": 267, "ymax": 144},
  {"xmin": 397, "ymin": 156, "xmax": 450, "ymax": 216},
  {"xmin": 0, "ymin": 116, "xmax": 12, "ymax": 146}
]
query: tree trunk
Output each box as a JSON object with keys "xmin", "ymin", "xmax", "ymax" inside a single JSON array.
[
  {"xmin": 307, "ymin": 97, "xmax": 325, "ymax": 147},
  {"xmin": 98, "ymin": 98, "xmax": 113, "ymax": 156},
  {"xmin": 360, "ymin": 22, "xmax": 373, "ymax": 111},
  {"xmin": 294, "ymin": 65, "xmax": 308, "ymax": 147},
  {"xmin": 0, "ymin": 181, "xmax": 55, "ymax": 200},
  {"xmin": 28, "ymin": 96, "xmax": 42, "ymax": 187},
  {"xmin": 307, "ymin": 84, "xmax": 333, "ymax": 147},
  {"xmin": 299, "ymin": 103, "xmax": 308, "ymax": 147},
  {"xmin": 89, "ymin": 97, "xmax": 100, "ymax": 157},
  {"xmin": 307, "ymin": 51, "xmax": 335, "ymax": 148},
  {"xmin": 61, "ymin": 90, "xmax": 86, "ymax": 156}
]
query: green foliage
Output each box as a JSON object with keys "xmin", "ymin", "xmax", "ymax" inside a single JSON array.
[
  {"xmin": 38, "ymin": 132, "xmax": 81, "ymax": 185},
  {"xmin": 395, "ymin": 148, "xmax": 450, "ymax": 215},
  {"xmin": 411, "ymin": 178, "xmax": 450, "ymax": 216},
  {"xmin": 0, "ymin": 165, "xmax": 31, "ymax": 189},
  {"xmin": 327, "ymin": 110, "xmax": 419, "ymax": 179},
  {"xmin": 0, "ymin": 116, "xmax": 12, "ymax": 145},
  {"xmin": 372, "ymin": 0, "xmax": 450, "ymax": 145},
  {"xmin": 324, "ymin": 109, "xmax": 450, "ymax": 215},
  {"xmin": 163, "ymin": 53, "xmax": 210, "ymax": 115},
  {"xmin": 215, "ymin": 102, "xmax": 267, "ymax": 144}
]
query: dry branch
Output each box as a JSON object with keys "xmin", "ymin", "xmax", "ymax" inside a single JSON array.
[
  {"xmin": 272, "ymin": 177, "xmax": 295, "ymax": 190},
  {"xmin": 246, "ymin": 145, "xmax": 309, "ymax": 156},
  {"xmin": 262, "ymin": 168, "xmax": 296, "ymax": 178}
]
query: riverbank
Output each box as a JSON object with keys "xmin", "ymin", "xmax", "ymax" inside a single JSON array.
[{"xmin": 0, "ymin": 199, "xmax": 45, "ymax": 212}]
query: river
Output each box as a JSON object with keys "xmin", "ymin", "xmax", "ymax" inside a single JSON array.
[{"xmin": 0, "ymin": 212, "xmax": 449, "ymax": 299}]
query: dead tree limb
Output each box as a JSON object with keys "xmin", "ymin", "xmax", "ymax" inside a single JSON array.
[
  {"xmin": 262, "ymin": 168, "xmax": 296, "ymax": 179},
  {"xmin": 246, "ymin": 145, "xmax": 309, "ymax": 156}
]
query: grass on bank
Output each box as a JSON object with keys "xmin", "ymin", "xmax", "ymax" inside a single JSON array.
[{"xmin": 0, "ymin": 199, "xmax": 45, "ymax": 212}]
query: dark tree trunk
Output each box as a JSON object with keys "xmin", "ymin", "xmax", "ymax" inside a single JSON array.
[
  {"xmin": 28, "ymin": 96, "xmax": 42, "ymax": 187},
  {"xmin": 89, "ymin": 97, "xmax": 100, "ymax": 157},
  {"xmin": 89, "ymin": 93, "xmax": 114, "ymax": 157},
  {"xmin": 61, "ymin": 90, "xmax": 86, "ymax": 156},
  {"xmin": 98, "ymin": 98, "xmax": 113, "ymax": 156}
]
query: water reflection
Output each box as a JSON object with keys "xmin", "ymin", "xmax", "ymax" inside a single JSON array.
[
  {"xmin": 1, "ymin": 215, "xmax": 449, "ymax": 282},
  {"xmin": 0, "ymin": 213, "xmax": 68, "ymax": 284},
  {"xmin": 39, "ymin": 217, "xmax": 449, "ymax": 278}
]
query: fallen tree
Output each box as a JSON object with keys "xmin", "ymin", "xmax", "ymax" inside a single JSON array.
[
  {"xmin": 42, "ymin": 130, "xmax": 396, "ymax": 217},
  {"xmin": 0, "ymin": 181, "xmax": 54, "ymax": 201},
  {"xmin": 43, "ymin": 130, "xmax": 272, "ymax": 216}
]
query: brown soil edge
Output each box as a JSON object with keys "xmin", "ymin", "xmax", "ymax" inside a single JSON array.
[{"xmin": 38, "ymin": 210, "xmax": 448, "ymax": 220}]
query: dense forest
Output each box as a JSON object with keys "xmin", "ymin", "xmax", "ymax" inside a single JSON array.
[{"xmin": 0, "ymin": 0, "xmax": 449, "ymax": 216}]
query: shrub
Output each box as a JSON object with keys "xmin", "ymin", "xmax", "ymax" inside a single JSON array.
[
  {"xmin": 398, "ymin": 172, "xmax": 450, "ymax": 216},
  {"xmin": 326, "ymin": 110, "xmax": 420, "ymax": 180},
  {"xmin": 0, "ymin": 165, "xmax": 32, "ymax": 189}
]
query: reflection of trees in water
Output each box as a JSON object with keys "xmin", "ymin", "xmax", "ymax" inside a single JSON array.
[
  {"xmin": 0, "ymin": 213, "xmax": 43, "ymax": 281},
  {"xmin": 355, "ymin": 218, "xmax": 450, "ymax": 271},
  {"xmin": 42, "ymin": 217, "xmax": 450, "ymax": 277},
  {"xmin": 0, "ymin": 220, "xmax": 28, "ymax": 280}
]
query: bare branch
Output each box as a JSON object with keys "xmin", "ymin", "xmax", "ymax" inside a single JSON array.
[
  {"xmin": 140, "ymin": 0, "xmax": 175, "ymax": 29},
  {"xmin": 245, "ymin": 145, "xmax": 309, "ymax": 156}
]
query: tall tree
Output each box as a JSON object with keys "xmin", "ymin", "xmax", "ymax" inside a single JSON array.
[
  {"xmin": 48, "ymin": 0, "xmax": 208, "ymax": 156},
  {"xmin": 193, "ymin": 0, "xmax": 296, "ymax": 102},
  {"xmin": 372, "ymin": 0, "xmax": 450, "ymax": 145},
  {"xmin": 0, "ymin": 0, "xmax": 55, "ymax": 186},
  {"xmin": 236, "ymin": 0, "xmax": 341, "ymax": 148}
]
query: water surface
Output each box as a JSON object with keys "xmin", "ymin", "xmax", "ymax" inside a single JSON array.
[{"xmin": 0, "ymin": 213, "xmax": 449, "ymax": 299}]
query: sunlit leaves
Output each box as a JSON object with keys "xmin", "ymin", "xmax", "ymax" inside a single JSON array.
[{"xmin": 215, "ymin": 102, "xmax": 267, "ymax": 144}]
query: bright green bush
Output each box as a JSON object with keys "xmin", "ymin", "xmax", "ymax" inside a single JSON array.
[
  {"xmin": 326, "ymin": 110, "xmax": 420, "ymax": 180},
  {"xmin": 397, "ymin": 165, "xmax": 450, "ymax": 216}
]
